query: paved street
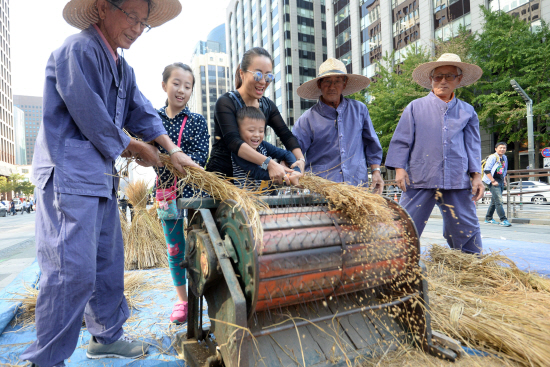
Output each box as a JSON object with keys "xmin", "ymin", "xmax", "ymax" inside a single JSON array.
[
  {"xmin": 0, "ymin": 211, "xmax": 37, "ymax": 291},
  {"xmin": 0, "ymin": 205, "xmax": 549, "ymax": 291}
]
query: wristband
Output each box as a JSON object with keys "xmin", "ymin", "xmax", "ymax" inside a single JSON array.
[
  {"xmin": 168, "ymin": 147, "xmax": 183, "ymax": 156},
  {"xmin": 261, "ymin": 157, "xmax": 272, "ymax": 170},
  {"xmin": 297, "ymin": 158, "xmax": 305, "ymax": 162},
  {"xmin": 372, "ymin": 167, "xmax": 381, "ymax": 173}
]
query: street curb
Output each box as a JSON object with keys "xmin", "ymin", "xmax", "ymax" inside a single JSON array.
[{"xmin": 429, "ymin": 214, "xmax": 550, "ymax": 226}]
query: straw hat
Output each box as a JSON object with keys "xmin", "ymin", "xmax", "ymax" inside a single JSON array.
[
  {"xmin": 297, "ymin": 58, "xmax": 371, "ymax": 100},
  {"xmin": 412, "ymin": 53, "xmax": 482, "ymax": 89},
  {"xmin": 63, "ymin": 0, "xmax": 182, "ymax": 30}
]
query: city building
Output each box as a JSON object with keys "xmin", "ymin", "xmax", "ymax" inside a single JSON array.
[
  {"xmin": 13, "ymin": 95, "xmax": 43, "ymax": 165},
  {"xmin": 194, "ymin": 23, "xmax": 227, "ymax": 55},
  {"xmin": 0, "ymin": 0, "xmax": 14, "ymax": 179},
  {"xmin": 226, "ymin": 0, "xmax": 328, "ymax": 131},
  {"xmin": 327, "ymin": 0, "xmax": 548, "ymax": 80},
  {"xmin": 13, "ymin": 106, "xmax": 25, "ymax": 165},
  {"xmin": 189, "ymin": 24, "xmax": 231, "ymax": 147},
  {"xmin": 326, "ymin": 0, "xmax": 549, "ymax": 160}
]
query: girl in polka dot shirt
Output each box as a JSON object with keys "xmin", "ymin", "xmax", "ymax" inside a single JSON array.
[{"xmin": 154, "ymin": 63, "xmax": 209, "ymax": 325}]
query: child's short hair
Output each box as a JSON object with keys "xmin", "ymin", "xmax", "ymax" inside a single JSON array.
[{"xmin": 236, "ymin": 106, "xmax": 266, "ymax": 126}]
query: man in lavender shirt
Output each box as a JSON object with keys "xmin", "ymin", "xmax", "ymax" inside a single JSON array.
[
  {"xmin": 293, "ymin": 58, "xmax": 384, "ymax": 193},
  {"xmin": 20, "ymin": 1, "xmax": 201, "ymax": 366},
  {"xmin": 385, "ymin": 54, "xmax": 485, "ymax": 254}
]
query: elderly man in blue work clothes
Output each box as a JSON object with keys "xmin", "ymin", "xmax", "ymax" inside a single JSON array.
[
  {"xmin": 20, "ymin": 1, "xmax": 200, "ymax": 366},
  {"xmin": 385, "ymin": 54, "xmax": 485, "ymax": 254},
  {"xmin": 293, "ymin": 58, "xmax": 384, "ymax": 193}
]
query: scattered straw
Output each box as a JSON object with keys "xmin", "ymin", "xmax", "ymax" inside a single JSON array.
[
  {"xmin": 9, "ymin": 271, "xmax": 160, "ymax": 328},
  {"xmin": 123, "ymin": 179, "xmax": 168, "ymax": 270},
  {"xmin": 423, "ymin": 244, "xmax": 550, "ymax": 367}
]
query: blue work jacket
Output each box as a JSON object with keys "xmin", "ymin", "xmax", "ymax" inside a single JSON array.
[
  {"xmin": 32, "ymin": 26, "xmax": 166, "ymax": 199},
  {"xmin": 293, "ymin": 97, "xmax": 383, "ymax": 186},
  {"xmin": 385, "ymin": 92, "xmax": 482, "ymax": 190}
]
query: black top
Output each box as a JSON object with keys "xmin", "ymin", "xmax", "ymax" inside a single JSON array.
[{"xmin": 205, "ymin": 91, "xmax": 301, "ymax": 176}]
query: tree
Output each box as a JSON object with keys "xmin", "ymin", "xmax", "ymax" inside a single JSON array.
[
  {"xmin": 471, "ymin": 7, "xmax": 550, "ymax": 168},
  {"xmin": 5, "ymin": 173, "xmax": 35, "ymax": 198},
  {"xmin": 0, "ymin": 176, "xmax": 9, "ymax": 200}
]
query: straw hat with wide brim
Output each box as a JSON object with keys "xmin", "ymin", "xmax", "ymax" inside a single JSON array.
[
  {"xmin": 297, "ymin": 58, "xmax": 371, "ymax": 100},
  {"xmin": 63, "ymin": 0, "xmax": 182, "ymax": 30},
  {"xmin": 412, "ymin": 53, "xmax": 483, "ymax": 89}
]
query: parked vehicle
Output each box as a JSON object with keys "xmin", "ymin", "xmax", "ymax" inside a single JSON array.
[
  {"xmin": 481, "ymin": 181, "xmax": 550, "ymax": 205},
  {"xmin": 0, "ymin": 201, "xmax": 7, "ymax": 217}
]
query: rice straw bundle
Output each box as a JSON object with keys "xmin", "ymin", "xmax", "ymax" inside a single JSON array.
[
  {"xmin": 158, "ymin": 154, "xmax": 268, "ymax": 246},
  {"xmin": 423, "ymin": 244, "xmax": 550, "ymax": 367},
  {"xmin": 124, "ymin": 179, "xmax": 169, "ymax": 270}
]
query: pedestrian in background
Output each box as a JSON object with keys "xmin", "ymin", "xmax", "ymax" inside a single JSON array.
[
  {"xmin": 483, "ymin": 142, "xmax": 511, "ymax": 226},
  {"xmin": 385, "ymin": 53, "xmax": 485, "ymax": 254},
  {"xmin": 293, "ymin": 58, "xmax": 384, "ymax": 192},
  {"xmin": 20, "ymin": 1, "xmax": 200, "ymax": 366}
]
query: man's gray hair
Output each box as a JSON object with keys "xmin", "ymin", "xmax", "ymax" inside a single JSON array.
[{"xmin": 430, "ymin": 66, "xmax": 462, "ymax": 77}]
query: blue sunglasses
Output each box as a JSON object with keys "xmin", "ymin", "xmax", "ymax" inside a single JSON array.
[{"xmin": 246, "ymin": 70, "xmax": 275, "ymax": 83}]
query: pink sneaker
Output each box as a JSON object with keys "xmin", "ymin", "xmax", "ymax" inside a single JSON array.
[{"xmin": 170, "ymin": 302, "xmax": 188, "ymax": 324}]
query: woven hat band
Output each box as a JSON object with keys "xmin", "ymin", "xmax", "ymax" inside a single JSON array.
[{"xmin": 318, "ymin": 69, "xmax": 346, "ymax": 77}]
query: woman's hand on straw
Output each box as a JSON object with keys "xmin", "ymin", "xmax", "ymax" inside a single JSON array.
[
  {"xmin": 395, "ymin": 168, "xmax": 410, "ymax": 192},
  {"xmin": 290, "ymin": 159, "xmax": 305, "ymax": 174},
  {"xmin": 170, "ymin": 151, "xmax": 202, "ymax": 174}
]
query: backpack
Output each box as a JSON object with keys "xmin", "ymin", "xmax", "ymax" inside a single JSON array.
[{"xmin": 481, "ymin": 153, "xmax": 499, "ymax": 173}]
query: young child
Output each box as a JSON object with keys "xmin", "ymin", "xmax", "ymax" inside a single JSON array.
[
  {"xmin": 232, "ymin": 106, "xmax": 301, "ymax": 191},
  {"xmin": 155, "ymin": 62, "xmax": 209, "ymax": 324}
]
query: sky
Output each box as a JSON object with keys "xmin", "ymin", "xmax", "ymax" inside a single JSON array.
[
  {"xmin": 11, "ymin": 0, "xmax": 227, "ymax": 107},
  {"xmin": 11, "ymin": 0, "xmax": 227, "ymax": 184}
]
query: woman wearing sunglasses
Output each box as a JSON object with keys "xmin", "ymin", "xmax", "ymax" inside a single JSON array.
[{"xmin": 206, "ymin": 47, "xmax": 305, "ymax": 183}]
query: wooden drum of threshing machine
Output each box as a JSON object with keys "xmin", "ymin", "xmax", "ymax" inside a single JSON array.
[{"xmin": 179, "ymin": 195, "xmax": 459, "ymax": 367}]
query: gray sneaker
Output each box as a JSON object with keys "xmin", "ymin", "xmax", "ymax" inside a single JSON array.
[{"xmin": 87, "ymin": 335, "xmax": 149, "ymax": 359}]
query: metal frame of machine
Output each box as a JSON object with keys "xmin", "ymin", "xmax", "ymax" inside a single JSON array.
[{"xmin": 178, "ymin": 195, "xmax": 459, "ymax": 366}]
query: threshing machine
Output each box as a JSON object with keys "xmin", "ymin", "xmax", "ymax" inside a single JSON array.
[{"xmin": 178, "ymin": 194, "xmax": 459, "ymax": 366}]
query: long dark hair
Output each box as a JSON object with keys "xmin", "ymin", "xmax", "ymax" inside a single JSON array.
[
  {"xmin": 162, "ymin": 62, "xmax": 195, "ymax": 107},
  {"xmin": 234, "ymin": 47, "xmax": 273, "ymax": 89}
]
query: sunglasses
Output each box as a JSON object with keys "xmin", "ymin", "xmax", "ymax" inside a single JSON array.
[
  {"xmin": 246, "ymin": 70, "xmax": 275, "ymax": 83},
  {"xmin": 431, "ymin": 73, "xmax": 461, "ymax": 82}
]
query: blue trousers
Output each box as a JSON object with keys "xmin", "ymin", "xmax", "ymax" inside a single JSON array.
[
  {"xmin": 486, "ymin": 181, "xmax": 507, "ymax": 221},
  {"xmin": 21, "ymin": 177, "xmax": 129, "ymax": 367},
  {"xmin": 400, "ymin": 188, "xmax": 482, "ymax": 254}
]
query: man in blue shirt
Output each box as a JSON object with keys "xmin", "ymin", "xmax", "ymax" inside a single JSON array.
[
  {"xmin": 21, "ymin": 1, "xmax": 199, "ymax": 366},
  {"xmin": 483, "ymin": 142, "xmax": 511, "ymax": 226},
  {"xmin": 293, "ymin": 58, "xmax": 384, "ymax": 193},
  {"xmin": 386, "ymin": 54, "xmax": 485, "ymax": 254}
]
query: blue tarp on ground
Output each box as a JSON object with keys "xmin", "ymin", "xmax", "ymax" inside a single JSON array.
[
  {"xmin": 1, "ymin": 238, "xmax": 548, "ymax": 365},
  {"xmin": 0, "ymin": 266, "xmax": 212, "ymax": 366}
]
